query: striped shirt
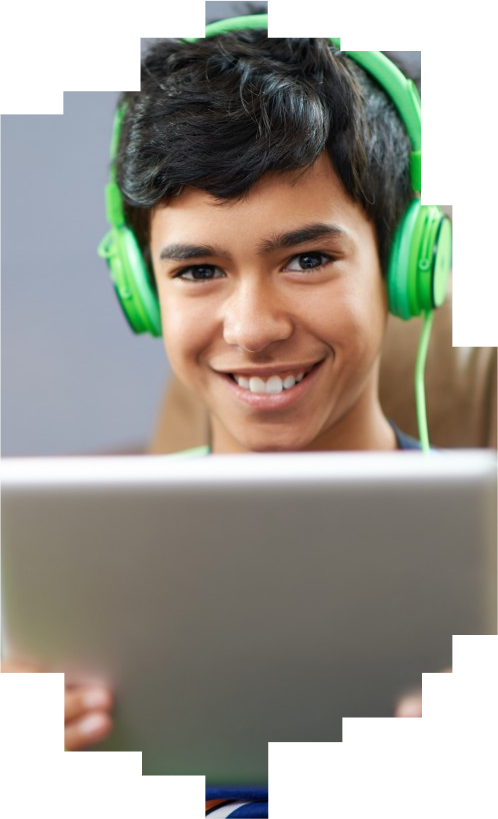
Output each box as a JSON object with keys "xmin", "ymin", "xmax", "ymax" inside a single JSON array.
[{"xmin": 206, "ymin": 787, "xmax": 269, "ymax": 817}]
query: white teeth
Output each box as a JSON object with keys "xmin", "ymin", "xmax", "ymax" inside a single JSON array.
[{"xmin": 234, "ymin": 372, "xmax": 306, "ymax": 393}]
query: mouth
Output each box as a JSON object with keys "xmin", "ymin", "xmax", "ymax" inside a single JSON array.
[
  {"xmin": 214, "ymin": 360, "xmax": 325, "ymax": 410},
  {"xmin": 225, "ymin": 362, "xmax": 320, "ymax": 382}
]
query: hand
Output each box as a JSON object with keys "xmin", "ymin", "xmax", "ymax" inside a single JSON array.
[
  {"xmin": 64, "ymin": 681, "xmax": 114, "ymax": 750},
  {"xmin": 1, "ymin": 659, "xmax": 114, "ymax": 750},
  {"xmin": 394, "ymin": 667, "xmax": 452, "ymax": 718}
]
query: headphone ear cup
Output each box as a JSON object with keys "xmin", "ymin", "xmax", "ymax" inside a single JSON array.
[
  {"xmin": 430, "ymin": 214, "xmax": 452, "ymax": 309},
  {"xmin": 98, "ymin": 226, "xmax": 162, "ymax": 336},
  {"xmin": 387, "ymin": 201, "xmax": 452, "ymax": 320},
  {"xmin": 387, "ymin": 199, "xmax": 421, "ymax": 320}
]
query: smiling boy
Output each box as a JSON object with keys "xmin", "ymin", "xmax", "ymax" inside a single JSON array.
[
  {"xmin": 112, "ymin": 29, "xmax": 427, "ymax": 464},
  {"xmin": 150, "ymin": 154, "xmax": 397, "ymax": 454}
]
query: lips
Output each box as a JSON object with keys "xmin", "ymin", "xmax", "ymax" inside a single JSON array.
[
  {"xmin": 217, "ymin": 359, "xmax": 325, "ymax": 412},
  {"xmin": 216, "ymin": 361, "xmax": 319, "ymax": 378}
]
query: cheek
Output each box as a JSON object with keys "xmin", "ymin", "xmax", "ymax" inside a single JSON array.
[
  {"xmin": 159, "ymin": 293, "xmax": 214, "ymax": 373},
  {"xmin": 311, "ymin": 275, "xmax": 388, "ymax": 377},
  {"xmin": 348, "ymin": 277, "xmax": 388, "ymax": 333},
  {"xmin": 311, "ymin": 276, "xmax": 387, "ymax": 344}
]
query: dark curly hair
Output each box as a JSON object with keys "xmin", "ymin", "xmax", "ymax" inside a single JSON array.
[{"xmin": 115, "ymin": 32, "xmax": 412, "ymax": 277}]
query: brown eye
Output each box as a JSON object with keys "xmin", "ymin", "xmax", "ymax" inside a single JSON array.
[
  {"xmin": 286, "ymin": 252, "xmax": 332, "ymax": 271},
  {"xmin": 175, "ymin": 265, "xmax": 224, "ymax": 281}
]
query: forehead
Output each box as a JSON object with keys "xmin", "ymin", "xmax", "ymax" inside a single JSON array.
[{"xmin": 149, "ymin": 153, "xmax": 374, "ymax": 251}]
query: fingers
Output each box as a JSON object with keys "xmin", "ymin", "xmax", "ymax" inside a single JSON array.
[
  {"xmin": 394, "ymin": 691, "xmax": 422, "ymax": 717},
  {"xmin": 65, "ymin": 709, "xmax": 114, "ymax": 751},
  {"xmin": 394, "ymin": 668, "xmax": 452, "ymax": 718},
  {"xmin": 64, "ymin": 685, "xmax": 114, "ymax": 751},
  {"xmin": 65, "ymin": 686, "xmax": 113, "ymax": 723}
]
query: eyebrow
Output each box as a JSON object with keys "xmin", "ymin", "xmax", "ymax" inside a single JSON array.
[{"xmin": 158, "ymin": 223, "xmax": 347, "ymax": 262}]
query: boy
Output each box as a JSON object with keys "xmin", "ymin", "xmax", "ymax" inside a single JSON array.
[
  {"xmin": 4, "ymin": 26, "xmax": 441, "ymax": 818},
  {"xmin": 110, "ymin": 31, "xmax": 425, "ymax": 457}
]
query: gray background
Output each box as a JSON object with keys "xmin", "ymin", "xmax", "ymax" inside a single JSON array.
[{"xmin": 1, "ymin": 1, "xmax": 419, "ymax": 456}]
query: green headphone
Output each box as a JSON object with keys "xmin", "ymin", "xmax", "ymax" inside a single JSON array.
[{"xmin": 98, "ymin": 14, "xmax": 452, "ymax": 338}]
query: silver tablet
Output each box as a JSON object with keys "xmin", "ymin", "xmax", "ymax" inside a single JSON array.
[{"xmin": 2, "ymin": 451, "xmax": 496, "ymax": 783}]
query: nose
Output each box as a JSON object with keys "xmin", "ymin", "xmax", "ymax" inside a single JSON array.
[{"xmin": 222, "ymin": 281, "xmax": 294, "ymax": 353}]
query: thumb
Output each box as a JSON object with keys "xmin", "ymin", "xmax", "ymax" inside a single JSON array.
[{"xmin": 394, "ymin": 690, "xmax": 422, "ymax": 717}]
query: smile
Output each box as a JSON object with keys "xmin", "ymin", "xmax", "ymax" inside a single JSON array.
[
  {"xmin": 217, "ymin": 361, "xmax": 324, "ymax": 411},
  {"xmin": 230, "ymin": 368, "xmax": 310, "ymax": 394}
]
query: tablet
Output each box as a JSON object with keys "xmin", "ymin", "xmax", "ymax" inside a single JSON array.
[{"xmin": 2, "ymin": 450, "xmax": 496, "ymax": 783}]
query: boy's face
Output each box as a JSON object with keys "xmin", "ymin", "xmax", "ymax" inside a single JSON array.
[{"xmin": 150, "ymin": 153, "xmax": 391, "ymax": 453}]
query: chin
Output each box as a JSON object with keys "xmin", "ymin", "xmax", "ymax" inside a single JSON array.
[{"xmin": 235, "ymin": 426, "xmax": 317, "ymax": 454}]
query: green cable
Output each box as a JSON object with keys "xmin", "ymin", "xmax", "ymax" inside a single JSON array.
[{"xmin": 415, "ymin": 310, "xmax": 435, "ymax": 453}]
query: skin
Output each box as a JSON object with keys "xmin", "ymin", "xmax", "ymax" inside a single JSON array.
[{"xmin": 150, "ymin": 153, "xmax": 397, "ymax": 455}]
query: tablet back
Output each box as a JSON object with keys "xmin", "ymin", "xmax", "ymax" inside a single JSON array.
[{"xmin": 2, "ymin": 451, "xmax": 496, "ymax": 783}]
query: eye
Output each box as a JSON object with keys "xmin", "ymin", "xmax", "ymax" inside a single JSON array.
[
  {"xmin": 173, "ymin": 264, "xmax": 218, "ymax": 282},
  {"xmin": 172, "ymin": 250, "xmax": 335, "ymax": 283},
  {"xmin": 287, "ymin": 250, "xmax": 334, "ymax": 272}
]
